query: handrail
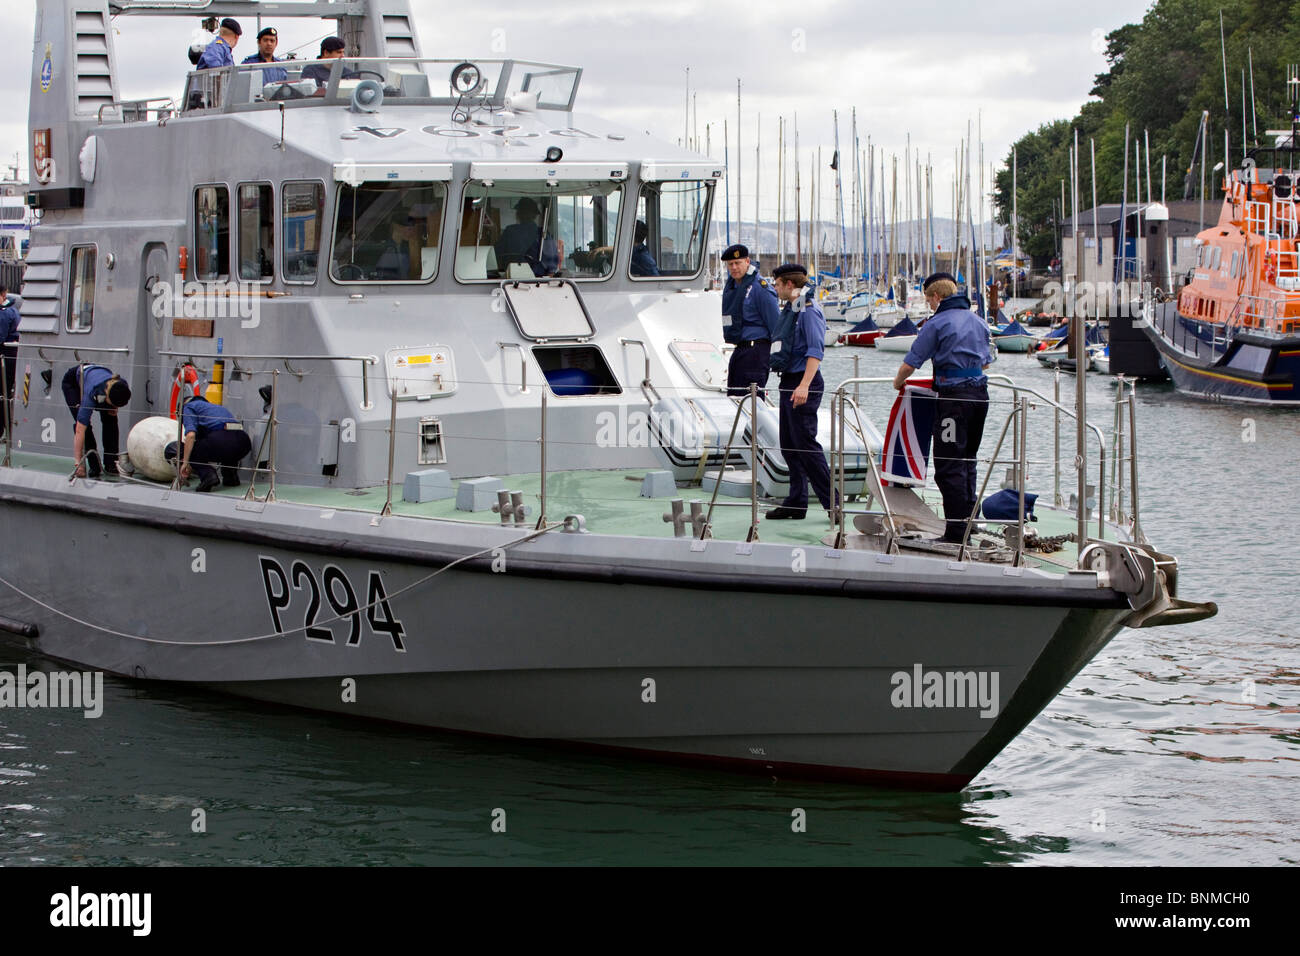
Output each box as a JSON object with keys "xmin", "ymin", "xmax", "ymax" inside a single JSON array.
[
  {"xmin": 985, "ymin": 374, "xmax": 1108, "ymax": 540},
  {"xmin": 830, "ymin": 387, "xmax": 899, "ymax": 552},
  {"xmin": 618, "ymin": 338, "xmax": 652, "ymax": 389},
  {"xmin": 98, "ymin": 97, "xmax": 175, "ymax": 125},
  {"xmin": 156, "ymin": 350, "xmax": 378, "ymax": 410},
  {"xmin": 698, "ymin": 391, "xmax": 752, "ymax": 540},
  {"xmin": 497, "ymin": 342, "xmax": 528, "ymax": 393},
  {"xmin": 23, "ymin": 343, "xmax": 132, "ymax": 362},
  {"xmin": 837, "ymin": 374, "xmax": 1111, "ymax": 541}
]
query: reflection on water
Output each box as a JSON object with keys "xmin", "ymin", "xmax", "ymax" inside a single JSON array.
[{"xmin": 2, "ymin": 346, "xmax": 1297, "ymax": 865}]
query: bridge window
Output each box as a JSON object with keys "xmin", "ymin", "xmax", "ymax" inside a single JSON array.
[
  {"xmin": 194, "ymin": 185, "xmax": 230, "ymax": 280},
  {"xmin": 630, "ymin": 180, "xmax": 713, "ymax": 280},
  {"xmin": 1229, "ymin": 250, "xmax": 1240, "ymax": 278},
  {"xmin": 67, "ymin": 245, "xmax": 96, "ymax": 333},
  {"xmin": 237, "ymin": 183, "xmax": 274, "ymax": 281},
  {"xmin": 283, "ymin": 181, "xmax": 325, "ymax": 283},
  {"xmin": 1210, "ymin": 245, "xmax": 1222, "ymax": 271},
  {"xmin": 331, "ymin": 181, "xmax": 446, "ymax": 283},
  {"xmin": 455, "ymin": 180, "xmax": 623, "ymax": 282}
]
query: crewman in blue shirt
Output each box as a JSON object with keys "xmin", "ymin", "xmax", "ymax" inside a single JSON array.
[
  {"xmin": 720, "ymin": 244, "xmax": 778, "ymax": 400},
  {"xmin": 241, "ymin": 26, "xmax": 287, "ymax": 83},
  {"xmin": 197, "ymin": 18, "xmax": 242, "ymax": 69},
  {"xmin": 892, "ymin": 272, "xmax": 993, "ymax": 543},
  {"xmin": 165, "ymin": 394, "xmax": 252, "ymax": 492},
  {"xmin": 61, "ymin": 364, "xmax": 131, "ymax": 479},
  {"xmin": 0, "ymin": 286, "xmax": 19, "ymax": 441},
  {"xmin": 302, "ymin": 36, "xmax": 360, "ymax": 94},
  {"xmin": 629, "ymin": 220, "xmax": 659, "ymax": 276},
  {"xmin": 765, "ymin": 263, "xmax": 834, "ymax": 519}
]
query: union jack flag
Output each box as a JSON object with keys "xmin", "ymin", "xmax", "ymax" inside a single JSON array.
[{"xmin": 881, "ymin": 380, "xmax": 936, "ymax": 486}]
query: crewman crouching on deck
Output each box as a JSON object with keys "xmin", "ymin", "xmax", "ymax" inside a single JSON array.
[
  {"xmin": 166, "ymin": 393, "xmax": 252, "ymax": 493},
  {"xmin": 765, "ymin": 262, "xmax": 835, "ymax": 520},
  {"xmin": 62, "ymin": 364, "xmax": 131, "ymax": 479}
]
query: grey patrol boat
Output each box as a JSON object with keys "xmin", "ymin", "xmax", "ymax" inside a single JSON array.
[{"xmin": 0, "ymin": 0, "xmax": 1214, "ymax": 789}]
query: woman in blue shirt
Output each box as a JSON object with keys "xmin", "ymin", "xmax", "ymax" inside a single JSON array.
[{"xmin": 765, "ymin": 263, "xmax": 834, "ymax": 520}]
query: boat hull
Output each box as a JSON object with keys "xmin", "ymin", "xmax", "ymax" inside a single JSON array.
[
  {"xmin": 875, "ymin": 335, "xmax": 917, "ymax": 353},
  {"xmin": 991, "ymin": 334, "xmax": 1037, "ymax": 353},
  {"xmin": 0, "ymin": 469, "xmax": 1132, "ymax": 790},
  {"xmin": 838, "ymin": 329, "xmax": 883, "ymax": 347},
  {"xmin": 1141, "ymin": 301, "xmax": 1300, "ymax": 404}
]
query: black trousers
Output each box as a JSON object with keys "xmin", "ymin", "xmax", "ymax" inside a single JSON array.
[
  {"xmin": 727, "ymin": 339, "xmax": 771, "ymax": 400},
  {"xmin": 0, "ymin": 344, "xmax": 15, "ymax": 441},
  {"xmin": 778, "ymin": 370, "xmax": 832, "ymax": 511},
  {"xmin": 61, "ymin": 366, "xmax": 120, "ymax": 474},
  {"xmin": 932, "ymin": 382, "xmax": 989, "ymax": 541},
  {"xmin": 166, "ymin": 428, "xmax": 252, "ymax": 483}
]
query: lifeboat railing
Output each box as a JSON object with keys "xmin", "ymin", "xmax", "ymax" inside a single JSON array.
[
  {"xmin": 1275, "ymin": 200, "xmax": 1300, "ymax": 241},
  {"xmin": 1245, "ymin": 200, "xmax": 1273, "ymax": 238}
]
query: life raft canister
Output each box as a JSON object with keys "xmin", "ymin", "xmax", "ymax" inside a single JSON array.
[{"xmin": 169, "ymin": 363, "xmax": 201, "ymax": 418}]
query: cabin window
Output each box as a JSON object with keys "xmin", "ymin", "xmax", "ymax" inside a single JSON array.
[
  {"xmin": 283, "ymin": 181, "xmax": 325, "ymax": 283},
  {"xmin": 331, "ymin": 181, "xmax": 446, "ymax": 283},
  {"xmin": 630, "ymin": 180, "xmax": 714, "ymax": 280},
  {"xmin": 1229, "ymin": 250, "xmax": 1240, "ymax": 278},
  {"xmin": 194, "ymin": 185, "xmax": 230, "ymax": 280},
  {"xmin": 1210, "ymin": 246, "xmax": 1222, "ymax": 271},
  {"xmin": 455, "ymin": 179, "xmax": 623, "ymax": 282},
  {"xmin": 66, "ymin": 245, "xmax": 96, "ymax": 333},
  {"xmin": 237, "ymin": 183, "xmax": 274, "ymax": 281}
]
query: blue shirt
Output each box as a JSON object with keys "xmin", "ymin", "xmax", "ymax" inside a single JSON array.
[
  {"xmin": 740, "ymin": 275, "xmax": 779, "ymax": 342},
  {"xmin": 75, "ymin": 365, "xmax": 116, "ymax": 425},
  {"xmin": 903, "ymin": 294, "xmax": 993, "ymax": 387},
  {"xmin": 0, "ymin": 300, "xmax": 19, "ymax": 344},
  {"xmin": 241, "ymin": 53, "xmax": 288, "ymax": 83},
  {"xmin": 181, "ymin": 398, "xmax": 237, "ymax": 438},
  {"xmin": 774, "ymin": 290, "xmax": 826, "ymax": 375},
  {"xmin": 197, "ymin": 36, "xmax": 235, "ymax": 70},
  {"xmin": 721, "ymin": 268, "xmax": 758, "ymax": 343},
  {"xmin": 630, "ymin": 244, "xmax": 659, "ymax": 277}
]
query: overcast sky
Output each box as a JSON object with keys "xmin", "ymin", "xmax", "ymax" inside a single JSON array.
[{"xmin": 1, "ymin": 0, "xmax": 1152, "ymax": 223}]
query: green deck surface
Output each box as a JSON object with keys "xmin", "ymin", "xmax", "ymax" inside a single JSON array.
[{"xmin": 8, "ymin": 449, "xmax": 1099, "ymax": 570}]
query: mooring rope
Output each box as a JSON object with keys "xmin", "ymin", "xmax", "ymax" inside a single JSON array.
[{"xmin": 0, "ymin": 521, "xmax": 561, "ymax": 646}]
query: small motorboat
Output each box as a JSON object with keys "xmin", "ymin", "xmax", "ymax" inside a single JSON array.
[
  {"xmin": 991, "ymin": 319, "xmax": 1038, "ymax": 353},
  {"xmin": 874, "ymin": 316, "xmax": 920, "ymax": 353},
  {"xmin": 838, "ymin": 314, "xmax": 882, "ymax": 347}
]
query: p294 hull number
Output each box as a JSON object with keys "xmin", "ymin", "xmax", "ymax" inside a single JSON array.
[{"xmin": 259, "ymin": 556, "xmax": 407, "ymax": 651}]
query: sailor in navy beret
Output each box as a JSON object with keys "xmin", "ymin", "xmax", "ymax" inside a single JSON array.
[
  {"xmin": 720, "ymin": 245, "xmax": 777, "ymax": 398},
  {"xmin": 893, "ymin": 269, "xmax": 994, "ymax": 543},
  {"xmin": 197, "ymin": 17, "xmax": 242, "ymax": 69},
  {"xmin": 765, "ymin": 263, "xmax": 833, "ymax": 519}
]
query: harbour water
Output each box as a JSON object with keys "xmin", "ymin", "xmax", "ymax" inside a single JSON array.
[{"xmin": 2, "ymin": 343, "xmax": 1296, "ymax": 866}]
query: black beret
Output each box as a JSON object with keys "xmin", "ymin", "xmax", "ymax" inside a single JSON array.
[
  {"xmin": 721, "ymin": 244, "xmax": 749, "ymax": 262},
  {"xmin": 922, "ymin": 271, "xmax": 956, "ymax": 291},
  {"xmin": 772, "ymin": 262, "xmax": 808, "ymax": 280},
  {"xmin": 257, "ymin": 27, "xmax": 277, "ymax": 40},
  {"xmin": 220, "ymin": 18, "xmax": 242, "ymax": 37},
  {"xmin": 321, "ymin": 36, "xmax": 346, "ymax": 53}
]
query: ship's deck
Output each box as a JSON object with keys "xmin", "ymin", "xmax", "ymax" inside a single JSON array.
[{"xmin": 10, "ymin": 450, "xmax": 1098, "ymax": 573}]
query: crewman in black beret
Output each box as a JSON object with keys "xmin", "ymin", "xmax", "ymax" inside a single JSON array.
[
  {"xmin": 765, "ymin": 263, "xmax": 834, "ymax": 519},
  {"xmin": 892, "ymin": 271, "xmax": 993, "ymax": 543},
  {"xmin": 719, "ymin": 244, "xmax": 779, "ymax": 400},
  {"xmin": 197, "ymin": 18, "xmax": 242, "ymax": 69}
]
